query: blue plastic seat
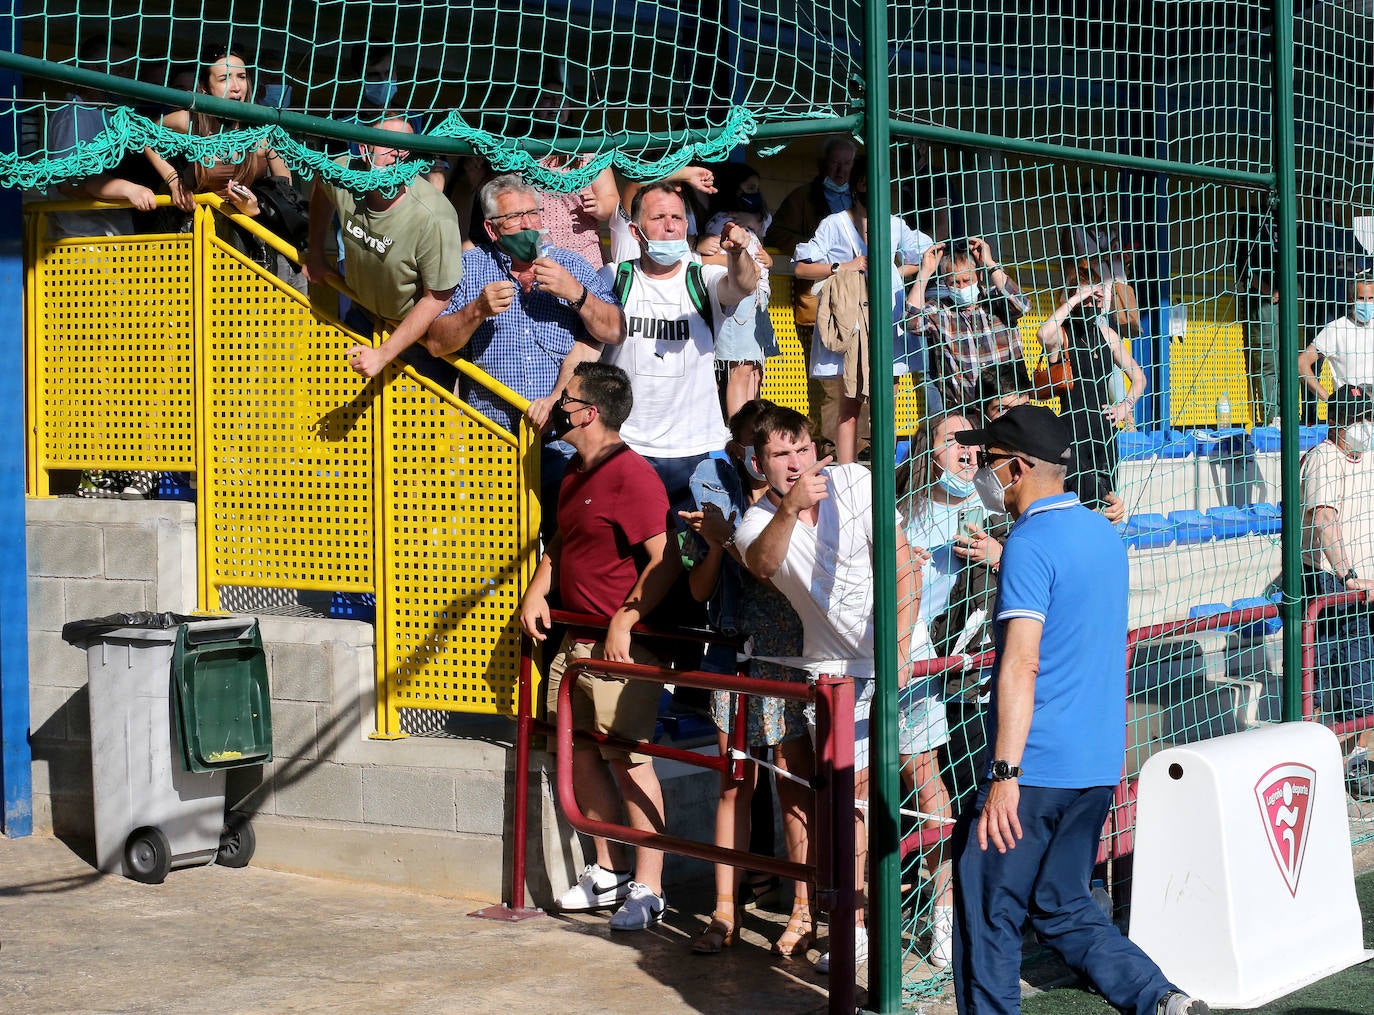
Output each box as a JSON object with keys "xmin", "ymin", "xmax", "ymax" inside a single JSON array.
[
  {"xmin": 1230, "ymin": 595, "xmax": 1282, "ymax": 636},
  {"xmin": 1169, "ymin": 509, "xmax": 1215, "ymax": 544},
  {"xmin": 330, "ymin": 591, "xmax": 376, "ymax": 622},
  {"xmin": 1117, "ymin": 431, "xmax": 1161, "ymax": 461},
  {"xmin": 1121, "ymin": 513, "xmax": 1176, "ymax": 549},
  {"xmin": 896, "ymin": 437, "xmax": 911, "ymax": 466},
  {"xmin": 1205, "ymin": 506, "xmax": 1254, "ymax": 539},
  {"xmin": 1157, "ymin": 429, "xmax": 1197, "ymax": 459},
  {"xmin": 1188, "ymin": 602, "xmax": 1235, "ymax": 629},
  {"xmin": 1298, "ymin": 425, "xmax": 1328, "ymax": 451},
  {"xmin": 1245, "ymin": 502, "xmax": 1282, "ymax": 535},
  {"xmin": 1251, "ymin": 426, "xmax": 1281, "ymax": 453}
]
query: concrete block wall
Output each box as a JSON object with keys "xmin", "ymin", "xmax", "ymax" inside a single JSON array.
[
  {"xmin": 26, "ymin": 499, "xmax": 197, "ymax": 839},
  {"xmin": 25, "ymin": 499, "xmax": 719, "ymax": 904}
]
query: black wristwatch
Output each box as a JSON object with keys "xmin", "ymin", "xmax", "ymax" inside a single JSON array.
[
  {"xmin": 569, "ymin": 285, "xmax": 588, "ymax": 310},
  {"xmin": 829, "ymin": 261, "xmax": 840, "ymax": 275},
  {"xmin": 1344, "ymin": 568, "xmax": 1359, "ymax": 583},
  {"xmin": 988, "ymin": 760, "xmax": 1022, "ymax": 782}
]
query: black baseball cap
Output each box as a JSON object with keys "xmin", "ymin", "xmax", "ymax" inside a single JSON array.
[
  {"xmin": 1328, "ymin": 384, "xmax": 1374, "ymax": 427},
  {"xmin": 954, "ymin": 403, "xmax": 1072, "ymax": 463}
]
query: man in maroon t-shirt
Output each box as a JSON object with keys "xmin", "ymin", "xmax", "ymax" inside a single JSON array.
[{"xmin": 520, "ymin": 362, "xmax": 678, "ymax": 932}]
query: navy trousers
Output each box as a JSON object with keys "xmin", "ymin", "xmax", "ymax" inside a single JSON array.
[{"xmin": 952, "ymin": 784, "xmax": 1176, "ymax": 1015}]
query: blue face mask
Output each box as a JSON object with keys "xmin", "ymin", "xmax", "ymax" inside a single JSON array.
[
  {"xmin": 644, "ymin": 238, "xmax": 690, "ymax": 266},
  {"xmin": 1354, "ymin": 301, "xmax": 1374, "ymax": 326},
  {"xmin": 937, "ymin": 472, "xmax": 978, "ymax": 500},
  {"xmin": 948, "ymin": 283, "xmax": 980, "ymax": 308},
  {"xmin": 821, "ymin": 177, "xmax": 849, "ymax": 195},
  {"xmin": 363, "ymin": 79, "xmax": 398, "ymax": 107}
]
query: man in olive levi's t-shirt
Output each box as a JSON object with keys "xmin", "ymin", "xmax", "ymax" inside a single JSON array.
[{"xmin": 306, "ymin": 118, "xmax": 463, "ymax": 380}]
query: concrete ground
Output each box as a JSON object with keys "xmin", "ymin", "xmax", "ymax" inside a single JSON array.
[
  {"xmin": 0, "ymin": 833, "xmax": 887, "ymax": 1015},
  {"xmin": 5, "ymin": 832, "xmax": 1370, "ymax": 1015}
]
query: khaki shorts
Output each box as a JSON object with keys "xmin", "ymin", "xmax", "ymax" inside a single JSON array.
[{"xmin": 545, "ymin": 634, "xmax": 665, "ymax": 763}]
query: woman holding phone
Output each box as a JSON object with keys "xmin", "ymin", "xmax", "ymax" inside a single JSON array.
[
  {"xmin": 146, "ymin": 42, "xmax": 290, "ymax": 216},
  {"xmin": 145, "ymin": 42, "xmax": 300, "ymax": 286},
  {"xmin": 894, "ymin": 409, "xmax": 1005, "ymax": 966}
]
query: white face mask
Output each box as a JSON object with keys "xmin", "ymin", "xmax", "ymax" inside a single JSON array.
[
  {"xmin": 1346, "ymin": 421, "xmax": 1374, "ymax": 454},
  {"xmin": 972, "ymin": 465, "xmax": 1009, "ymax": 514},
  {"xmin": 949, "ymin": 283, "xmax": 980, "ymax": 308},
  {"xmin": 744, "ymin": 453, "xmax": 767, "ymax": 483}
]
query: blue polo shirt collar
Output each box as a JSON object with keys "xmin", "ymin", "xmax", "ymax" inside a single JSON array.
[{"xmin": 1013, "ymin": 491, "xmax": 1080, "ymax": 528}]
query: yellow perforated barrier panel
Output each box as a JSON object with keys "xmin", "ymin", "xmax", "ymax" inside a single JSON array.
[
  {"xmin": 762, "ymin": 276, "xmax": 922, "ymax": 435},
  {"xmin": 200, "ymin": 230, "xmax": 377, "ymax": 597},
  {"xmin": 762, "ymin": 278, "xmax": 810, "ymax": 414},
  {"xmin": 1168, "ymin": 297, "xmax": 1255, "ymax": 428},
  {"xmin": 29, "ymin": 231, "xmax": 197, "ymax": 487},
  {"xmin": 379, "ymin": 373, "xmax": 535, "ymax": 723}
]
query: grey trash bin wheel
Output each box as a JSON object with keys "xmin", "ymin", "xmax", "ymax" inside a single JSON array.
[
  {"xmin": 124, "ymin": 827, "xmax": 171, "ymax": 884},
  {"xmin": 215, "ymin": 812, "xmax": 256, "ymax": 868}
]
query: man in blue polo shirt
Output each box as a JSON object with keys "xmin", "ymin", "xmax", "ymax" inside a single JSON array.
[{"xmin": 947, "ymin": 405, "xmax": 1207, "ymax": 1015}]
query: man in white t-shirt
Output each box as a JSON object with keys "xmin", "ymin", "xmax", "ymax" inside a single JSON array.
[
  {"xmin": 1301, "ymin": 383, "xmax": 1374, "ymax": 797},
  {"xmin": 731, "ymin": 404, "xmax": 918, "ymax": 977},
  {"xmin": 1298, "ymin": 277, "xmax": 1374, "ymax": 403},
  {"xmin": 599, "ymin": 182, "xmax": 759, "ymax": 511}
]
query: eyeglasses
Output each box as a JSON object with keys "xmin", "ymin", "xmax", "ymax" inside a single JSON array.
[
  {"xmin": 977, "ymin": 450, "xmax": 1030, "ymax": 470},
  {"xmin": 556, "ymin": 391, "xmax": 595, "ymax": 412},
  {"xmin": 488, "ymin": 207, "xmax": 542, "ymax": 227}
]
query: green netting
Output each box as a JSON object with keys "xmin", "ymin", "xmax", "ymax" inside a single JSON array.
[
  {"xmin": 0, "ymin": 0, "xmax": 861, "ymax": 193},
  {"xmin": 9, "ymin": 0, "xmax": 1374, "ymax": 1005}
]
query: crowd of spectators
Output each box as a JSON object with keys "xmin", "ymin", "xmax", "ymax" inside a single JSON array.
[{"xmin": 35, "ymin": 43, "xmax": 1365, "ymax": 1004}]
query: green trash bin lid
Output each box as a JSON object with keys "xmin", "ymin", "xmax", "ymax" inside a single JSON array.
[{"xmin": 172, "ymin": 620, "xmax": 273, "ymax": 773}]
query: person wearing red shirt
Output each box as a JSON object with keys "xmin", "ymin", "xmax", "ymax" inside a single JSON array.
[{"xmin": 519, "ymin": 361, "xmax": 679, "ymax": 931}]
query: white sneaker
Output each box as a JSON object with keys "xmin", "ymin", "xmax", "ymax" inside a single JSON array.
[
  {"xmin": 555, "ymin": 863, "xmax": 632, "ymax": 912},
  {"xmin": 608, "ymin": 881, "xmax": 666, "ymax": 931},
  {"xmin": 929, "ymin": 905, "xmax": 953, "ymax": 968},
  {"xmin": 814, "ymin": 923, "xmax": 868, "ymax": 975}
]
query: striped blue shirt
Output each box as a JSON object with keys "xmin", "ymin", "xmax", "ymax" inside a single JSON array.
[{"xmin": 441, "ymin": 245, "xmax": 618, "ymax": 434}]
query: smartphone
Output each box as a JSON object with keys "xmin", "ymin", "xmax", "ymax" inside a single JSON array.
[
  {"xmin": 956, "ymin": 504, "xmax": 986, "ymax": 536},
  {"xmin": 228, "ymin": 181, "xmax": 252, "ymax": 200}
]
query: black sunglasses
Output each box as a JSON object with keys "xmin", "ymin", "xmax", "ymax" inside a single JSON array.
[{"xmin": 977, "ymin": 450, "xmax": 1031, "ymax": 470}]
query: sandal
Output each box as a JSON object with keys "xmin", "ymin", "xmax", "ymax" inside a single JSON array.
[
  {"xmin": 772, "ymin": 902, "xmax": 815, "ymax": 957},
  {"xmin": 691, "ymin": 896, "xmax": 739, "ymax": 955}
]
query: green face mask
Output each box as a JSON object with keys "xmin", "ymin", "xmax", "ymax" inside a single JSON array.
[{"xmin": 496, "ymin": 228, "xmax": 541, "ymax": 263}]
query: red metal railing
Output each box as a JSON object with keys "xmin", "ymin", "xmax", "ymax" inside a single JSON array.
[
  {"xmin": 1301, "ymin": 590, "xmax": 1374, "ymax": 737},
  {"xmin": 501, "ymin": 609, "xmax": 860, "ymax": 1014}
]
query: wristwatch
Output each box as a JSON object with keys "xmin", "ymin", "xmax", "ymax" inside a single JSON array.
[
  {"xmin": 721, "ymin": 529, "xmax": 737, "ymax": 549},
  {"xmin": 988, "ymin": 760, "xmax": 1022, "ymax": 782},
  {"xmin": 1344, "ymin": 568, "xmax": 1359, "ymax": 583},
  {"xmin": 569, "ymin": 285, "xmax": 588, "ymax": 310},
  {"xmin": 830, "ymin": 261, "xmax": 840, "ymax": 275}
]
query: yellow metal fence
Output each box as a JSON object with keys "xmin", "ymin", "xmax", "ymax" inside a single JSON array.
[{"xmin": 27, "ymin": 199, "xmax": 537, "ymax": 736}]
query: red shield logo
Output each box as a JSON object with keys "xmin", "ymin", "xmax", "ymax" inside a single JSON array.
[{"xmin": 1254, "ymin": 762, "xmax": 1317, "ymax": 898}]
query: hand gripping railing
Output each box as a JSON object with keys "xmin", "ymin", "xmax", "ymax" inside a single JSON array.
[
  {"xmin": 484, "ymin": 609, "xmax": 860, "ymax": 1013},
  {"xmin": 1301, "ymin": 590, "xmax": 1374, "ymax": 737}
]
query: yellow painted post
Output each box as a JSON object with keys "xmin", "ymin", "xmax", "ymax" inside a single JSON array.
[
  {"xmin": 23, "ymin": 210, "xmax": 40, "ymax": 496},
  {"xmin": 371, "ymin": 330, "xmax": 403, "ymax": 741},
  {"xmin": 193, "ymin": 202, "xmax": 217, "ymax": 611}
]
